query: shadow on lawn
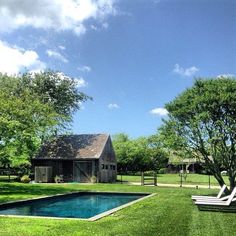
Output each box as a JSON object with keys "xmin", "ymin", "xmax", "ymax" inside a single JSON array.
[{"xmin": 0, "ymin": 183, "xmax": 79, "ymax": 198}]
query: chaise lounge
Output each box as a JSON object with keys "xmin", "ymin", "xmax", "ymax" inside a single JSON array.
[
  {"xmin": 191, "ymin": 184, "xmax": 227, "ymax": 201},
  {"xmin": 195, "ymin": 187, "xmax": 236, "ymax": 212}
]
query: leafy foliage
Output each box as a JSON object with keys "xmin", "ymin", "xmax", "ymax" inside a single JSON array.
[
  {"xmin": 0, "ymin": 89, "xmax": 58, "ymax": 169},
  {"xmin": 112, "ymin": 133, "xmax": 168, "ymax": 173},
  {"xmin": 0, "ymin": 72, "xmax": 90, "ymax": 172},
  {"xmin": 20, "ymin": 175, "xmax": 31, "ymax": 183},
  {"xmin": 22, "ymin": 71, "xmax": 91, "ymax": 129},
  {"xmin": 160, "ymin": 78, "xmax": 236, "ymax": 192}
]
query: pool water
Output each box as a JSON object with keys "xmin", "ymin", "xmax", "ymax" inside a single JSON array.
[{"xmin": 0, "ymin": 193, "xmax": 146, "ymax": 219}]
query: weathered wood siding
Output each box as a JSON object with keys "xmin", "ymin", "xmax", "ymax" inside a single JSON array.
[
  {"xmin": 99, "ymin": 136, "xmax": 117, "ymax": 182},
  {"xmin": 33, "ymin": 160, "xmax": 73, "ymax": 182}
]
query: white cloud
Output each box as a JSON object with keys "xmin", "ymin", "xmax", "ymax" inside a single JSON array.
[
  {"xmin": 173, "ymin": 64, "xmax": 199, "ymax": 77},
  {"xmin": 78, "ymin": 101, "xmax": 85, "ymax": 110},
  {"xmin": 0, "ymin": 0, "xmax": 117, "ymax": 36},
  {"xmin": 0, "ymin": 40, "xmax": 45, "ymax": 75},
  {"xmin": 102, "ymin": 22, "xmax": 109, "ymax": 29},
  {"xmin": 150, "ymin": 108, "xmax": 168, "ymax": 116},
  {"xmin": 58, "ymin": 45, "xmax": 65, "ymax": 50},
  {"xmin": 217, "ymin": 74, "xmax": 235, "ymax": 79},
  {"xmin": 91, "ymin": 24, "xmax": 99, "ymax": 31},
  {"xmin": 74, "ymin": 77, "xmax": 88, "ymax": 88},
  {"xmin": 74, "ymin": 24, "xmax": 87, "ymax": 36},
  {"xmin": 108, "ymin": 103, "xmax": 120, "ymax": 109},
  {"xmin": 77, "ymin": 65, "xmax": 92, "ymax": 72},
  {"xmin": 55, "ymin": 72, "xmax": 88, "ymax": 88},
  {"xmin": 46, "ymin": 49, "xmax": 68, "ymax": 63},
  {"xmin": 91, "ymin": 22, "xmax": 109, "ymax": 31}
]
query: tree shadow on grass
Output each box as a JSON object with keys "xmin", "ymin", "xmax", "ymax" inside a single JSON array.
[{"xmin": 0, "ymin": 183, "xmax": 83, "ymax": 203}]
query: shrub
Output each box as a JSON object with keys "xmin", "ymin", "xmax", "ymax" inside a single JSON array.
[
  {"xmin": 158, "ymin": 168, "xmax": 167, "ymax": 174},
  {"xmin": 21, "ymin": 175, "xmax": 31, "ymax": 183},
  {"xmin": 199, "ymin": 170, "xmax": 208, "ymax": 175},
  {"xmin": 54, "ymin": 175, "xmax": 64, "ymax": 183},
  {"xmin": 16, "ymin": 163, "xmax": 31, "ymax": 177},
  {"xmin": 90, "ymin": 175, "xmax": 97, "ymax": 183},
  {"xmin": 144, "ymin": 171, "xmax": 156, "ymax": 176}
]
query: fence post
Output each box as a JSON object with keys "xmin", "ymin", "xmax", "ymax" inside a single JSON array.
[
  {"xmin": 180, "ymin": 172, "xmax": 183, "ymax": 187},
  {"xmin": 154, "ymin": 172, "xmax": 157, "ymax": 186},
  {"xmin": 141, "ymin": 172, "xmax": 144, "ymax": 186},
  {"xmin": 208, "ymin": 175, "xmax": 211, "ymax": 189}
]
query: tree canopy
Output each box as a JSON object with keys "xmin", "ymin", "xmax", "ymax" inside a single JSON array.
[
  {"xmin": 0, "ymin": 71, "xmax": 90, "ymax": 172},
  {"xmin": 112, "ymin": 133, "xmax": 168, "ymax": 173},
  {"xmin": 160, "ymin": 77, "xmax": 236, "ymax": 192}
]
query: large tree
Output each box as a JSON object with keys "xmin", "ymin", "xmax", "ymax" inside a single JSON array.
[
  {"xmin": 0, "ymin": 89, "xmax": 58, "ymax": 169},
  {"xmin": 10, "ymin": 71, "xmax": 90, "ymax": 130},
  {"xmin": 160, "ymin": 78, "xmax": 236, "ymax": 193},
  {"xmin": 112, "ymin": 133, "xmax": 168, "ymax": 173},
  {"xmin": 0, "ymin": 72, "xmax": 90, "ymax": 172}
]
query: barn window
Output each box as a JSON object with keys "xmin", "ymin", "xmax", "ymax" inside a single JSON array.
[
  {"xmin": 105, "ymin": 165, "xmax": 108, "ymax": 169},
  {"xmin": 102, "ymin": 164, "xmax": 105, "ymax": 169},
  {"xmin": 113, "ymin": 165, "xmax": 116, "ymax": 170}
]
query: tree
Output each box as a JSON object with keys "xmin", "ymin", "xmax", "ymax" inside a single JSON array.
[
  {"xmin": 112, "ymin": 133, "xmax": 132, "ymax": 172},
  {"xmin": 112, "ymin": 133, "xmax": 168, "ymax": 173},
  {"xmin": 160, "ymin": 78, "xmax": 236, "ymax": 193},
  {"xmin": 147, "ymin": 134, "xmax": 169, "ymax": 171},
  {"xmin": 124, "ymin": 137, "xmax": 150, "ymax": 172},
  {"xmin": 0, "ymin": 71, "xmax": 90, "ymax": 172},
  {"xmin": 0, "ymin": 89, "xmax": 58, "ymax": 170},
  {"xmin": 22, "ymin": 71, "xmax": 91, "ymax": 130}
]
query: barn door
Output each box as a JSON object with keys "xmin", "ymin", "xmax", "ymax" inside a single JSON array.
[
  {"xmin": 74, "ymin": 161, "xmax": 92, "ymax": 182},
  {"xmin": 35, "ymin": 166, "xmax": 53, "ymax": 183}
]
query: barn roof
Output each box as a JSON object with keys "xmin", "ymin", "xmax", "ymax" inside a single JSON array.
[{"xmin": 35, "ymin": 134, "xmax": 109, "ymax": 160}]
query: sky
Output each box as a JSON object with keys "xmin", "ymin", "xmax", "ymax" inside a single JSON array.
[{"xmin": 0, "ymin": 0, "xmax": 235, "ymax": 138}]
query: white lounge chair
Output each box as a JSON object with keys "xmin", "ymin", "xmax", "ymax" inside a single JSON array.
[
  {"xmin": 191, "ymin": 184, "xmax": 227, "ymax": 201},
  {"xmin": 195, "ymin": 187, "xmax": 236, "ymax": 212},
  {"xmin": 195, "ymin": 187, "xmax": 236, "ymax": 205}
]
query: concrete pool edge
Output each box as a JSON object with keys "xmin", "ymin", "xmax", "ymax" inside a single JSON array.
[
  {"xmin": 0, "ymin": 191, "xmax": 156, "ymax": 221},
  {"xmin": 88, "ymin": 193, "xmax": 156, "ymax": 221}
]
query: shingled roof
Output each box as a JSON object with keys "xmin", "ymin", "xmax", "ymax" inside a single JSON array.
[{"xmin": 35, "ymin": 134, "xmax": 109, "ymax": 160}]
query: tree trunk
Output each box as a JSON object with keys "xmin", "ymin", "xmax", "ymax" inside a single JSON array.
[
  {"xmin": 229, "ymin": 174, "xmax": 236, "ymax": 193},
  {"xmin": 213, "ymin": 172, "xmax": 231, "ymax": 195}
]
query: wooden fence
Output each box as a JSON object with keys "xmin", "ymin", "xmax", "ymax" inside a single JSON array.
[{"xmin": 141, "ymin": 172, "xmax": 157, "ymax": 186}]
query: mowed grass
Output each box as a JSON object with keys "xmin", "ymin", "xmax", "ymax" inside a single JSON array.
[
  {"xmin": 0, "ymin": 182, "xmax": 235, "ymax": 236},
  {"xmin": 0, "ymin": 176, "xmax": 18, "ymax": 182},
  {"xmin": 118, "ymin": 174, "xmax": 230, "ymax": 186}
]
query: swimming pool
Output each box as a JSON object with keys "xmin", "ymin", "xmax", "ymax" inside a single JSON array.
[{"xmin": 0, "ymin": 192, "xmax": 153, "ymax": 220}]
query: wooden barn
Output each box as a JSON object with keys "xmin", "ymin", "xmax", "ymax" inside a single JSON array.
[{"xmin": 32, "ymin": 134, "xmax": 117, "ymax": 183}]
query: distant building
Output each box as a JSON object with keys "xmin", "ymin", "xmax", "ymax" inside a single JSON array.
[
  {"xmin": 32, "ymin": 134, "xmax": 117, "ymax": 183},
  {"xmin": 167, "ymin": 152, "xmax": 203, "ymax": 173}
]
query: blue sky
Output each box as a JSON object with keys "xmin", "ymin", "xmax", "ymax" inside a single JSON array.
[{"xmin": 0, "ymin": 0, "xmax": 235, "ymax": 138}]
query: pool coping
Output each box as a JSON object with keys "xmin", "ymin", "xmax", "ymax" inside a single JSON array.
[{"xmin": 0, "ymin": 191, "xmax": 156, "ymax": 221}]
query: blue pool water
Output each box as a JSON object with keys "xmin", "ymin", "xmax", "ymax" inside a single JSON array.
[{"xmin": 0, "ymin": 193, "xmax": 146, "ymax": 219}]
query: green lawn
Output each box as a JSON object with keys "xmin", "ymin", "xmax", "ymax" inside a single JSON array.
[
  {"xmin": 0, "ymin": 182, "xmax": 235, "ymax": 236},
  {"xmin": 118, "ymin": 174, "xmax": 229, "ymax": 186},
  {"xmin": 0, "ymin": 176, "xmax": 18, "ymax": 182}
]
